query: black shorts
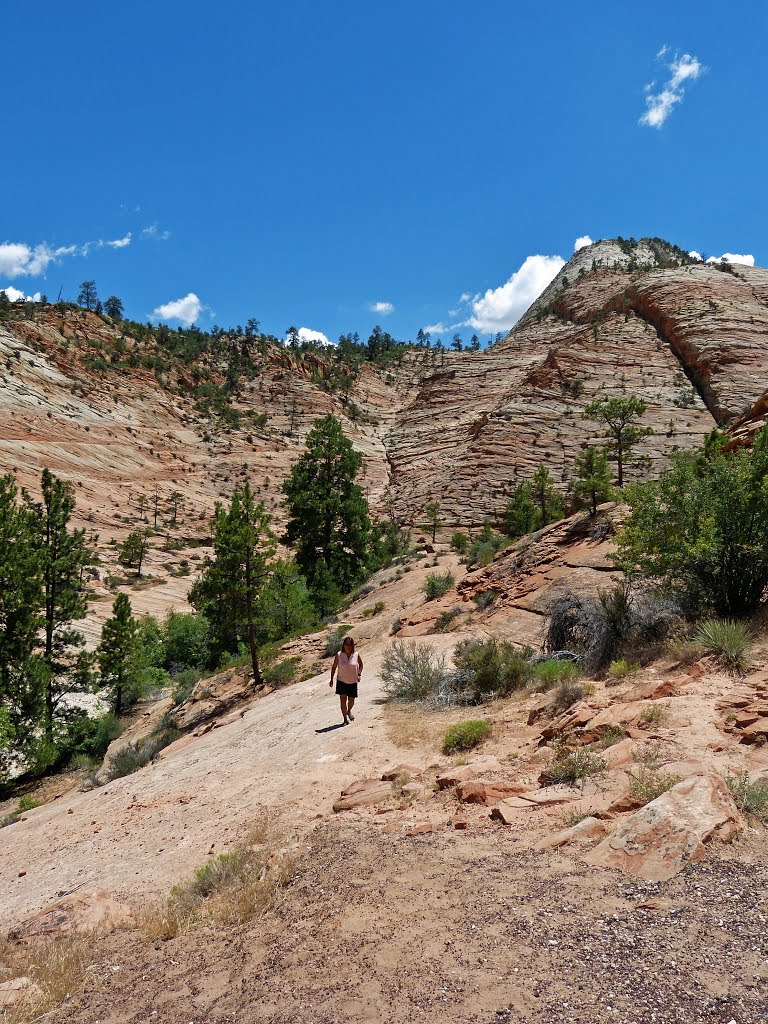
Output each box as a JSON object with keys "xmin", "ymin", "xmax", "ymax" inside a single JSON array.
[{"xmin": 335, "ymin": 681, "xmax": 358, "ymax": 698}]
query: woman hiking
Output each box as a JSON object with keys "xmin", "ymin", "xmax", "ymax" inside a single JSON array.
[{"xmin": 329, "ymin": 636, "xmax": 363, "ymax": 725}]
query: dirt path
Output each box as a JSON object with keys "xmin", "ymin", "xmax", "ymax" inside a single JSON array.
[
  {"xmin": 1, "ymin": 650, "xmax": 411, "ymax": 928},
  {"xmin": 45, "ymin": 821, "xmax": 768, "ymax": 1024}
]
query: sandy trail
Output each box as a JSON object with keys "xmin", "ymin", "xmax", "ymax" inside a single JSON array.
[{"xmin": 1, "ymin": 650, "xmax": 408, "ymax": 928}]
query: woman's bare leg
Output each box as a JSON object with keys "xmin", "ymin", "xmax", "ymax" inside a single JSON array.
[
  {"xmin": 347, "ymin": 698, "xmax": 355, "ymax": 721},
  {"xmin": 339, "ymin": 695, "xmax": 349, "ymax": 722}
]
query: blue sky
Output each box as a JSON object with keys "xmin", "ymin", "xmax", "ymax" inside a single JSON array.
[{"xmin": 3, "ymin": 0, "xmax": 766, "ymax": 344}]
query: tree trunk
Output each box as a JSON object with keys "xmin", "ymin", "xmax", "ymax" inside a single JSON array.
[{"xmin": 244, "ymin": 548, "xmax": 262, "ymax": 686}]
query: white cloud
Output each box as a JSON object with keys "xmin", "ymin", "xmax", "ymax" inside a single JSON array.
[
  {"xmin": 369, "ymin": 300, "xmax": 394, "ymax": 316},
  {"xmin": 574, "ymin": 235, "xmax": 594, "ymax": 251},
  {"xmin": 465, "ymin": 254, "xmax": 566, "ymax": 333},
  {"xmin": 422, "ymin": 321, "xmax": 461, "ymax": 336},
  {"xmin": 0, "ymin": 285, "xmax": 42, "ymax": 302},
  {"xmin": 0, "ymin": 241, "xmax": 77, "ymax": 279},
  {"xmin": 296, "ymin": 326, "xmax": 332, "ymax": 346},
  {"xmin": 707, "ymin": 252, "xmax": 754, "ymax": 266},
  {"xmin": 290, "ymin": 327, "xmax": 331, "ymax": 348},
  {"xmin": 640, "ymin": 49, "xmax": 704, "ymax": 128},
  {"xmin": 151, "ymin": 292, "xmax": 203, "ymax": 326},
  {"xmin": 689, "ymin": 250, "xmax": 703, "ymax": 261},
  {"xmin": 141, "ymin": 224, "xmax": 171, "ymax": 241},
  {"xmin": 106, "ymin": 233, "xmax": 131, "ymax": 249}
]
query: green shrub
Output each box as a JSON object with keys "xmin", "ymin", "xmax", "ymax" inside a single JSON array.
[
  {"xmin": 548, "ymin": 681, "xmax": 587, "ymax": 715},
  {"xmin": 531, "ymin": 659, "xmax": 582, "ymax": 691},
  {"xmin": 361, "ymin": 601, "xmax": 386, "ymax": 618},
  {"xmin": 587, "ymin": 726, "xmax": 628, "ymax": 750},
  {"xmin": 442, "ymin": 719, "xmax": 491, "ymax": 754},
  {"xmin": 450, "ymin": 532, "xmax": 468, "ymax": 554},
  {"xmin": 324, "ymin": 625, "xmax": 352, "ymax": 658},
  {"xmin": 63, "ymin": 712, "xmax": 125, "ymax": 762},
  {"xmin": 106, "ymin": 717, "xmax": 181, "ymax": 781},
  {"xmin": 381, "ymin": 640, "xmax": 447, "ymax": 702},
  {"xmin": 172, "ymin": 668, "xmax": 203, "ymax": 706},
  {"xmin": 473, "ymin": 591, "xmax": 496, "ymax": 611},
  {"xmin": 453, "ymin": 638, "xmax": 533, "ymax": 699},
  {"xmin": 432, "ymin": 607, "xmax": 463, "ymax": 633},
  {"xmin": 692, "ymin": 618, "xmax": 753, "ymax": 672},
  {"xmin": 263, "ymin": 656, "xmax": 301, "ymax": 688},
  {"xmin": 727, "ymin": 772, "xmax": 768, "ymax": 820},
  {"xmin": 639, "ymin": 702, "xmax": 671, "ymax": 729},
  {"xmin": 629, "ymin": 767, "xmax": 681, "ymax": 804},
  {"xmin": 541, "ymin": 745, "xmax": 607, "ymax": 787},
  {"xmin": 17, "ymin": 795, "xmax": 43, "ymax": 812},
  {"xmin": 609, "ymin": 658, "xmax": 640, "ymax": 679},
  {"xmin": 423, "ymin": 572, "xmax": 455, "ymax": 601},
  {"xmin": 162, "ymin": 611, "xmax": 211, "ymax": 672},
  {"xmin": 616, "ymin": 426, "xmax": 768, "ymax": 616}
]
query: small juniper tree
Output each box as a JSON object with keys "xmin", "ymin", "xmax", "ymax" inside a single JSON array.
[
  {"xmin": 574, "ymin": 446, "xmax": 613, "ymax": 515},
  {"xmin": 583, "ymin": 396, "xmax": 653, "ymax": 488}
]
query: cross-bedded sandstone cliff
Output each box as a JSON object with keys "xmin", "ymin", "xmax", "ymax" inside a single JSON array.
[{"xmin": 2, "ymin": 236, "xmax": 768, "ymax": 636}]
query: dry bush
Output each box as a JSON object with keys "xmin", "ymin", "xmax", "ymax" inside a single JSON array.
[
  {"xmin": 383, "ymin": 704, "xmax": 442, "ymax": 749},
  {"xmin": 140, "ymin": 814, "xmax": 299, "ymax": 940},
  {"xmin": 1, "ymin": 934, "xmax": 92, "ymax": 1024}
]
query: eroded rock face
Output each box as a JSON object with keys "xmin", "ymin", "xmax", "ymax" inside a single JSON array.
[{"xmin": 585, "ymin": 772, "xmax": 741, "ymax": 881}]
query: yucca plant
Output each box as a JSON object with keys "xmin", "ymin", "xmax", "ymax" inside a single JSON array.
[{"xmin": 693, "ymin": 618, "xmax": 753, "ymax": 672}]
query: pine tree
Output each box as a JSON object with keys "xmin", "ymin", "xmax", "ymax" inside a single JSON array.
[
  {"xmin": 98, "ymin": 594, "xmax": 138, "ymax": 716},
  {"xmin": 424, "ymin": 500, "xmax": 441, "ymax": 543},
  {"xmin": 77, "ymin": 280, "xmax": 98, "ymax": 310},
  {"xmin": 24, "ymin": 469, "xmax": 91, "ymax": 741},
  {"xmin": 189, "ymin": 480, "xmax": 275, "ymax": 684},
  {"xmin": 574, "ymin": 446, "xmax": 613, "ymax": 515},
  {"xmin": 0, "ymin": 475, "xmax": 44, "ymax": 772},
  {"xmin": 119, "ymin": 530, "xmax": 150, "ymax": 577},
  {"xmin": 168, "ymin": 490, "xmax": 183, "ymax": 525},
  {"xmin": 283, "ymin": 415, "xmax": 372, "ymax": 596},
  {"xmin": 583, "ymin": 397, "xmax": 653, "ymax": 487},
  {"xmin": 257, "ymin": 559, "xmax": 316, "ymax": 641},
  {"xmin": 503, "ymin": 481, "xmax": 538, "ymax": 538},
  {"xmin": 531, "ymin": 466, "xmax": 565, "ymax": 526},
  {"xmin": 103, "ymin": 296, "xmax": 124, "ymax": 320}
]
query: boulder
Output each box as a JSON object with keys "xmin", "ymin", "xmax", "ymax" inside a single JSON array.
[
  {"xmin": 739, "ymin": 718, "xmax": 768, "ymax": 744},
  {"xmin": 333, "ymin": 780, "xmax": 392, "ymax": 812},
  {"xmin": 539, "ymin": 702, "xmax": 596, "ymax": 741},
  {"xmin": 454, "ymin": 780, "xmax": 531, "ymax": 805},
  {"xmin": 381, "ymin": 764, "xmax": 422, "ymax": 781},
  {"xmin": 9, "ymin": 890, "xmax": 135, "ymax": 944},
  {"xmin": 585, "ymin": 772, "xmax": 740, "ymax": 881},
  {"xmin": 621, "ymin": 676, "xmax": 685, "ymax": 702},
  {"xmin": 601, "ymin": 737, "xmax": 635, "ymax": 768},
  {"xmin": 169, "ymin": 671, "xmax": 253, "ymax": 731},
  {"xmin": 436, "ymin": 758, "xmax": 501, "ymax": 790}
]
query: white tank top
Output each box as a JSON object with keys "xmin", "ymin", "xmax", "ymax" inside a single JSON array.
[{"xmin": 337, "ymin": 651, "xmax": 359, "ymax": 684}]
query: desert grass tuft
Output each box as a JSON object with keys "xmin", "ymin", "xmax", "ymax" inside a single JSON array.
[{"xmin": 140, "ymin": 814, "xmax": 300, "ymax": 940}]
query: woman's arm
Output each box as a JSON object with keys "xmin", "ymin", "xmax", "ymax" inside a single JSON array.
[
  {"xmin": 357, "ymin": 654, "xmax": 364, "ymax": 678},
  {"xmin": 329, "ymin": 654, "xmax": 339, "ymax": 687}
]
